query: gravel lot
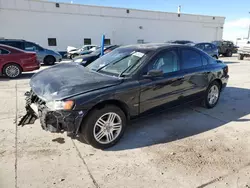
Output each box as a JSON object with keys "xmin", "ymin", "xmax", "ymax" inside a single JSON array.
[{"xmin": 1, "ymin": 56, "xmax": 250, "ymax": 188}]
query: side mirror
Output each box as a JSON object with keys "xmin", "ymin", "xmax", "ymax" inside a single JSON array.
[{"xmin": 143, "ymin": 69, "xmax": 164, "ymax": 78}]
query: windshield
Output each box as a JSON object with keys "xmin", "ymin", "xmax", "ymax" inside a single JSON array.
[{"xmin": 87, "ymin": 48, "xmax": 147, "ymax": 76}]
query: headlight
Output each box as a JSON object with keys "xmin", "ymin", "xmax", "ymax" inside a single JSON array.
[
  {"xmin": 74, "ymin": 59, "xmax": 84, "ymax": 63},
  {"xmin": 46, "ymin": 100, "xmax": 74, "ymax": 110}
]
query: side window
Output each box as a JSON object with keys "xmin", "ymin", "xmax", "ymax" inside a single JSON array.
[
  {"xmin": 197, "ymin": 44, "xmax": 204, "ymax": 50},
  {"xmin": 6, "ymin": 42, "xmax": 22, "ymax": 49},
  {"xmin": 0, "ymin": 48, "xmax": 10, "ymax": 55},
  {"xmin": 204, "ymin": 44, "xmax": 212, "ymax": 50},
  {"xmin": 25, "ymin": 42, "xmax": 37, "ymax": 51},
  {"xmin": 181, "ymin": 49, "xmax": 202, "ymax": 69},
  {"xmin": 147, "ymin": 49, "xmax": 180, "ymax": 74}
]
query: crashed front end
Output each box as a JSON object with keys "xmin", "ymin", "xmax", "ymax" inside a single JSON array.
[{"xmin": 18, "ymin": 90, "xmax": 84, "ymax": 137}]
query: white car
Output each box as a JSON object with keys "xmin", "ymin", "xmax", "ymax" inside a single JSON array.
[{"xmin": 67, "ymin": 45, "xmax": 99, "ymax": 59}]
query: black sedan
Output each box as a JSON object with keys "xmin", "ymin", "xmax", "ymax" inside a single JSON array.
[
  {"xmin": 73, "ymin": 45, "xmax": 119, "ymax": 66},
  {"xmin": 19, "ymin": 44, "xmax": 229, "ymax": 149}
]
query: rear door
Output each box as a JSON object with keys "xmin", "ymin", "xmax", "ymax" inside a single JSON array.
[
  {"xmin": 179, "ymin": 47, "xmax": 209, "ymax": 101},
  {"xmin": 139, "ymin": 48, "xmax": 187, "ymax": 113}
]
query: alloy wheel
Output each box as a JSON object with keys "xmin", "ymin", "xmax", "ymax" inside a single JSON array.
[
  {"xmin": 207, "ymin": 85, "xmax": 219, "ymax": 105},
  {"xmin": 5, "ymin": 65, "xmax": 20, "ymax": 78},
  {"xmin": 93, "ymin": 112, "xmax": 122, "ymax": 144}
]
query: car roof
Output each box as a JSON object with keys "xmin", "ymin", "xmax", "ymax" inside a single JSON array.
[
  {"xmin": 119, "ymin": 43, "xmax": 185, "ymax": 50},
  {"xmin": 0, "ymin": 39, "xmax": 25, "ymax": 42}
]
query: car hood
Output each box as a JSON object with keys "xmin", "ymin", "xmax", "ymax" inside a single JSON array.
[{"xmin": 30, "ymin": 63, "xmax": 122, "ymax": 101}]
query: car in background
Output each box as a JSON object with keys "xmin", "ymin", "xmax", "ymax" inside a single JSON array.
[
  {"xmin": 73, "ymin": 45, "xmax": 119, "ymax": 66},
  {"xmin": 0, "ymin": 39, "xmax": 62, "ymax": 65},
  {"xmin": 0, "ymin": 44, "xmax": 40, "ymax": 78},
  {"xmin": 212, "ymin": 40, "xmax": 238, "ymax": 57},
  {"xmin": 67, "ymin": 45, "xmax": 99, "ymax": 59},
  {"xmin": 19, "ymin": 43, "xmax": 229, "ymax": 149},
  {"xmin": 167, "ymin": 40, "xmax": 194, "ymax": 45},
  {"xmin": 237, "ymin": 41, "xmax": 250, "ymax": 60},
  {"xmin": 195, "ymin": 43, "xmax": 219, "ymax": 59}
]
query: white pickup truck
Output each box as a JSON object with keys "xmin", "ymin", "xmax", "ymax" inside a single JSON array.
[{"xmin": 237, "ymin": 41, "xmax": 250, "ymax": 60}]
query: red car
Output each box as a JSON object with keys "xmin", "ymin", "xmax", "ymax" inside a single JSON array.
[{"xmin": 0, "ymin": 44, "xmax": 40, "ymax": 78}]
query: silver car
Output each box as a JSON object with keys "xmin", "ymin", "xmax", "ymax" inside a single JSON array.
[{"xmin": 0, "ymin": 39, "xmax": 62, "ymax": 65}]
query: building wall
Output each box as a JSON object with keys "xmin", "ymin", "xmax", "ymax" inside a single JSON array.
[{"xmin": 0, "ymin": 0, "xmax": 225, "ymax": 51}]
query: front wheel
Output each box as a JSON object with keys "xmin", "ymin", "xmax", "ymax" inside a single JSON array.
[
  {"xmin": 203, "ymin": 81, "xmax": 221, "ymax": 109},
  {"xmin": 44, "ymin": 56, "xmax": 56, "ymax": 65},
  {"xmin": 80, "ymin": 105, "xmax": 126, "ymax": 149}
]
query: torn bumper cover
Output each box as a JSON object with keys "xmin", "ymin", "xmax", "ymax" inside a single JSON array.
[{"xmin": 18, "ymin": 91, "xmax": 85, "ymax": 136}]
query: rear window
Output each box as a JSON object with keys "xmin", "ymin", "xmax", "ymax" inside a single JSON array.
[{"xmin": 181, "ymin": 49, "xmax": 203, "ymax": 69}]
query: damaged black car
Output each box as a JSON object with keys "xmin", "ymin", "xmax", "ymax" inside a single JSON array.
[{"xmin": 19, "ymin": 44, "xmax": 229, "ymax": 149}]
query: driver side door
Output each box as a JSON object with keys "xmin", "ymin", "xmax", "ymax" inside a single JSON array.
[{"xmin": 139, "ymin": 48, "xmax": 187, "ymax": 113}]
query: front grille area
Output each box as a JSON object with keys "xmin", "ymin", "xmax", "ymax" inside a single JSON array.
[{"xmin": 27, "ymin": 90, "xmax": 46, "ymax": 105}]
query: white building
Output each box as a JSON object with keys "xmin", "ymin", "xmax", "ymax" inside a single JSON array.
[{"xmin": 0, "ymin": 0, "xmax": 225, "ymax": 51}]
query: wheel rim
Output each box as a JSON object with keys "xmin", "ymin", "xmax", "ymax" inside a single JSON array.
[
  {"xmin": 5, "ymin": 65, "xmax": 20, "ymax": 78},
  {"xmin": 93, "ymin": 112, "xmax": 122, "ymax": 144},
  {"xmin": 208, "ymin": 85, "xmax": 219, "ymax": 105}
]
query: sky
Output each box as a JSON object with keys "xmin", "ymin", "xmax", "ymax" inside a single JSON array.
[{"xmin": 52, "ymin": 0, "xmax": 250, "ymax": 41}]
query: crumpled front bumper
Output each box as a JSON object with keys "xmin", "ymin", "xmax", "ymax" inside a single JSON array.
[{"xmin": 18, "ymin": 91, "xmax": 85, "ymax": 137}]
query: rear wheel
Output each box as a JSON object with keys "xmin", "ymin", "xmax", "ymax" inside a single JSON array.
[
  {"xmin": 43, "ymin": 56, "xmax": 56, "ymax": 65},
  {"xmin": 203, "ymin": 81, "xmax": 221, "ymax": 109},
  {"xmin": 3, "ymin": 63, "xmax": 22, "ymax": 78},
  {"xmin": 80, "ymin": 105, "xmax": 126, "ymax": 149},
  {"xmin": 238, "ymin": 54, "xmax": 244, "ymax": 60}
]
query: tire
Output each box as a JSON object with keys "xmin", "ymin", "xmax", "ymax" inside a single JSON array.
[
  {"xmin": 43, "ymin": 56, "xmax": 56, "ymax": 65},
  {"xmin": 70, "ymin": 54, "xmax": 78, "ymax": 59},
  {"xmin": 238, "ymin": 54, "xmax": 244, "ymax": 60},
  {"xmin": 212, "ymin": 55, "xmax": 218, "ymax": 59},
  {"xmin": 202, "ymin": 81, "xmax": 221, "ymax": 109},
  {"xmin": 80, "ymin": 105, "xmax": 127, "ymax": 149},
  {"xmin": 3, "ymin": 63, "xmax": 22, "ymax": 78},
  {"xmin": 226, "ymin": 50, "xmax": 232, "ymax": 57}
]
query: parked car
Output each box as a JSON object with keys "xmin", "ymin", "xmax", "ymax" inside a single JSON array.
[
  {"xmin": 0, "ymin": 44, "xmax": 40, "ymax": 78},
  {"xmin": 67, "ymin": 45, "xmax": 99, "ymax": 59},
  {"xmin": 167, "ymin": 40, "xmax": 194, "ymax": 45},
  {"xmin": 0, "ymin": 39, "xmax": 62, "ymax": 65},
  {"xmin": 237, "ymin": 41, "xmax": 250, "ymax": 60},
  {"xmin": 73, "ymin": 45, "xmax": 119, "ymax": 66},
  {"xmin": 212, "ymin": 40, "xmax": 238, "ymax": 57},
  {"xmin": 194, "ymin": 43, "xmax": 219, "ymax": 59},
  {"xmin": 19, "ymin": 43, "xmax": 229, "ymax": 149}
]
